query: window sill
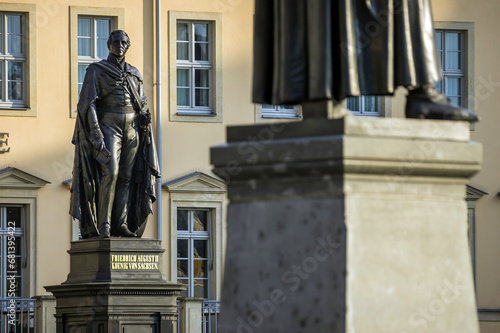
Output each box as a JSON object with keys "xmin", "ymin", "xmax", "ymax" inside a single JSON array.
[
  {"xmin": 0, "ymin": 107, "xmax": 36, "ymax": 117},
  {"xmin": 170, "ymin": 112, "xmax": 222, "ymax": 123}
]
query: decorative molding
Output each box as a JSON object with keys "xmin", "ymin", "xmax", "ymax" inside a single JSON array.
[
  {"xmin": 163, "ymin": 171, "xmax": 226, "ymax": 194},
  {"xmin": 466, "ymin": 184, "xmax": 488, "ymax": 200},
  {"xmin": 0, "ymin": 133, "xmax": 9, "ymax": 153},
  {"xmin": 0, "ymin": 167, "xmax": 50, "ymax": 189}
]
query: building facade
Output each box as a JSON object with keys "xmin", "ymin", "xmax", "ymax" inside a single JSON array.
[{"xmin": 0, "ymin": 0, "xmax": 500, "ymax": 332}]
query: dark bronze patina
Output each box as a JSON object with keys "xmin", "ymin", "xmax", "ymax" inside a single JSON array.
[
  {"xmin": 70, "ymin": 30, "xmax": 159, "ymax": 238},
  {"xmin": 253, "ymin": 0, "xmax": 477, "ymax": 122}
]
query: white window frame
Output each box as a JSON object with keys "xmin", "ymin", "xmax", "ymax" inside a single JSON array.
[
  {"xmin": 434, "ymin": 21, "xmax": 475, "ymax": 129},
  {"xmin": 70, "ymin": 6, "xmax": 124, "ymax": 118},
  {"xmin": 0, "ymin": 12, "xmax": 27, "ymax": 110},
  {"xmin": 346, "ymin": 96, "xmax": 382, "ymax": 117},
  {"xmin": 176, "ymin": 208, "xmax": 212, "ymax": 299},
  {"xmin": 169, "ymin": 11, "xmax": 223, "ymax": 123},
  {"xmin": 434, "ymin": 30, "xmax": 465, "ymax": 107},
  {"xmin": 176, "ymin": 20, "xmax": 213, "ymax": 116},
  {"xmin": 77, "ymin": 16, "xmax": 115, "ymax": 96}
]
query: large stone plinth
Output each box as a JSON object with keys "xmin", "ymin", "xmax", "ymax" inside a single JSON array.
[
  {"xmin": 45, "ymin": 238, "xmax": 184, "ymax": 333},
  {"xmin": 211, "ymin": 116, "xmax": 481, "ymax": 333}
]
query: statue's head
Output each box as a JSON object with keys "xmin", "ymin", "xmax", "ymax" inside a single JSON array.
[{"xmin": 107, "ymin": 30, "xmax": 131, "ymax": 58}]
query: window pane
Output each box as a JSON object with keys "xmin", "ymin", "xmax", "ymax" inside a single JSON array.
[
  {"xmin": 8, "ymin": 82, "xmax": 22, "ymax": 100},
  {"xmin": 177, "ymin": 88, "xmax": 190, "ymax": 106},
  {"xmin": 195, "ymin": 69, "xmax": 209, "ymax": 88},
  {"xmin": 435, "ymin": 80, "xmax": 443, "ymax": 93},
  {"xmin": 177, "ymin": 69, "xmax": 189, "ymax": 87},
  {"xmin": 363, "ymin": 96, "xmax": 376, "ymax": 113},
  {"xmin": 193, "ymin": 279, "xmax": 208, "ymax": 298},
  {"xmin": 78, "ymin": 65, "xmax": 88, "ymax": 95},
  {"xmin": 177, "ymin": 259, "xmax": 189, "ymax": 277},
  {"xmin": 78, "ymin": 38, "xmax": 91, "ymax": 57},
  {"xmin": 278, "ymin": 105, "xmax": 295, "ymax": 110},
  {"xmin": 96, "ymin": 19, "xmax": 110, "ymax": 38},
  {"xmin": 262, "ymin": 104, "xmax": 275, "ymax": 110},
  {"xmin": 7, "ymin": 15, "xmax": 21, "ymax": 34},
  {"xmin": 346, "ymin": 97, "xmax": 360, "ymax": 111},
  {"xmin": 445, "ymin": 77, "xmax": 461, "ymax": 96},
  {"xmin": 177, "ymin": 239, "xmax": 188, "ymax": 258},
  {"xmin": 7, "ymin": 35, "xmax": 21, "ymax": 54},
  {"xmin": 193, "ymin": 211, "xmax": 208, "ymax": 231},
  {"xmin": 177, "ymin": 42, "xmax": 189, "ymax": 60},
  {"xmin": 446, "ymin": 32, "xmax": 460, "ymax": 51},
  {"xmin": 449, "ymin": 96, "xmax": 460, "ymax": 105},
  {"xmin": 193, "ymin": 260, "xmax": 207, "ymax": 278},
  {"xmin": 78, "ymin": 18, "xmax": 91, "ymax": 37},
  {"xmin": 97, "ymin": 39, "xmax": 108, "ymax": 59},
  {"xmin": 194, "ymin": 240, "xmax": 207, "ymax": 258},
  {"xmin": 7, "ymin": 207, "xmax": 22, "ymax": 229},
  {"xmin": 195, "ymin": 89, "xmax": 209, "ymax": 107},
  {"xmin": 177, "ymin": 22, "xmax": 189, "ymax": 41},
  {"xmin": 445, "ymin": 51, "xmax": 461, "ymax": 71},
  {"xmin": 194, "ymin": 23, "xmax": 208, "ymax": 42},
  {"xmin": 177, "ymin": 210, "xmax": 188, "ymax": 230},
  {"xmin": 434, "ymin": 32, "xmax": 442, "ymax": 51},
  {"xmin": 195, "ymin": 43, "xmax": 208, "ymax": 61},
  {"xmin": 8, "ymin": 62, "xmax": 22, "ymax": 80}
]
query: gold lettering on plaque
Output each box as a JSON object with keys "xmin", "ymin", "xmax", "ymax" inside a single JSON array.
[{"xmin": 111, "ymin": 253, "xmax": 159, "ymax": 270}]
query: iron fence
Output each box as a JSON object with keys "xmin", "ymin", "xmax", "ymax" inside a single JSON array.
[
  {"xmin": 202, "ymin": 300, "xmax": 220, "ymax": 333},
  {"xmin": 0, "ymin": 298, "xmax": 36, "ymax": 333}
]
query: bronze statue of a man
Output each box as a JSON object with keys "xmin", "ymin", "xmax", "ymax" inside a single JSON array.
[
  {"xmin": 252, "ymin": 0, "xmax": 477, "ymax": 121},
  {"xmin": 70, "ymin": 30, "xmax": 160, "ymax": 239}
]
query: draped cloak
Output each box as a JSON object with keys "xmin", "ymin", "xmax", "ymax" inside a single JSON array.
[
  {"xmin": 69, "ymin": 60, "xmax": 160, "ymax": 238},
  {"xmin": 252, "ymin": 0, "xmax": 442, "ymax": 105}
]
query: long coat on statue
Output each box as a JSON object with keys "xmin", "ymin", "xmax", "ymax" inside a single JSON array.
[{"xmin": 252, "ymin": 0, "xmax": 442, "ymax": 105}]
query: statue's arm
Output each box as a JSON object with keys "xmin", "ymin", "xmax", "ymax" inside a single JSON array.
[
  {"xmin": 87, "ymin": 104, "xmax": 105, "ymax": 152},
  {"xmin": 79, "ymin": 65, "xmax": 105, "ymax": 152}
]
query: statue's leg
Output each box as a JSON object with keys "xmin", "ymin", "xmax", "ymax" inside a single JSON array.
[
  {"xmin": 112, "ymin": 112, "xmax": 139, "ymax": 237},
  {"xmin": 97, "ymin": 112, "xmax": 123, "ymax": 238}
]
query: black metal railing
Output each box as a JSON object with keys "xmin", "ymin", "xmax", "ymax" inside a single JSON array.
[
  {"xmin": 202, "ymin": 300, "xmax": 220, "ymax": 333},
  {"xmin": 0, "ymin": 298, "xmax": 36, "ymax": 333}
]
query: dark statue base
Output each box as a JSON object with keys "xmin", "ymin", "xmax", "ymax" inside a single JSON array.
[{"xmin": 45, "ymin": 238, "xmax": 184, "ymax": 333}]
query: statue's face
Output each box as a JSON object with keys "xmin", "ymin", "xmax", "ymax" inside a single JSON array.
[{"xmin": 108, "ymin": 33, "xmax": 129, "ymax": 58}]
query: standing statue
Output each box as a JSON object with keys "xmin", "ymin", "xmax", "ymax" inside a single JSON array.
[
  {"xmin": 70, "ymin": 30, "xmax": 160, "ymax": 239},
  {"xmin": 252, "ymin": 0, "xmax": 478, "ymax": 122}
]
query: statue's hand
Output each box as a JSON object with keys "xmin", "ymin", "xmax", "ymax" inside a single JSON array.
[
  {"xmin": 90, "ymin": 127, "xmax": 105, "ymax": 151},
  {"xmin": 139, "ymin": 111, "xmax": 151, "ymax": 129}
]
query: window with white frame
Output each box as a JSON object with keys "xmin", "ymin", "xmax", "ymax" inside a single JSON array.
[
  {"xmin": 177, "ymin": 208, "xmax": 211, "ymax": 298},
  {"xmin": 176, "ymin": 21, "xmax": 213, "ymax": 115},
  {"xmin": 346, "ymin": 96, "xmax": 381, "ymax": 117},
  {"xmin": 434, "ymin": 30, "xmax": 464, "ymax": 107},
  {"xmin": 261, "ymin": 104, "xmax": 300, "ymax": 119},
  {"xmin": 0, "ymin": 205, "xmax": 25, "ymax": 298},
  {"xmin": 0, "ymin": 13, "xmax": 26, "ymax": 108},
  {"xmin": 77, "ymin": 16, "xmax": 113, "ymax": 95}
]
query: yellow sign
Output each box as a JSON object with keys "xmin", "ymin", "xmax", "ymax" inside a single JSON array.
[
  {"xmin": 111, "ymin": 254, "xmax": 159, "ymax": 270},
  {"xmin": 0, "ymin": 133, "xmax": 9, "ymax": 154}
]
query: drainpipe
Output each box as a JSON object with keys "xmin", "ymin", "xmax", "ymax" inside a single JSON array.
[{"xmin": 155, "ymin": 0, "xmax": 162, "ymax": 242}]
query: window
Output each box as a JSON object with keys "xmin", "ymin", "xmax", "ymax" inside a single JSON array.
[
  {"xmin": 176, "ymin": 21, "xmax": 212, "ymax": 116},
  {"xmin": 77, "ymin": 16, "xmax": 114, "ymax": 95},
  {"xmin": 434, "ymin": 30, "xmax": 464, "ymax": 107},
  {"xmin": 164, "ymin": 171, "xmax": 226, "ymax": 301},
  {"xmin": 0, "ymin": 206, "xmax": 25, "ymax": 298},
  {"xmin": 0, "ymin": 4, "xmax": 37, "ymax": 117},
  {"xmin": 177, "ymin": 209, "xmax": 211, "ymax": 298},
  {"xmin": 70, "ymin": 7, "xmax": 124, "ymax": 117},
  {"xmin": 262, "ymin": 104, "xmax": 300, "ymax": 118},
  {"xmin": 169, "ymin": 11, "xmax": 222, "ymax": 122},
  {"xmin": 346, "ymin": 96, "xmax": 381, "ymax": 117}
]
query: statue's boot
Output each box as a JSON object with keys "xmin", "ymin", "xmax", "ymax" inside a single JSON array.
[
  {"xmin": 99, "ymin": 222, "xmax": 111, "ymax": 238},
  {"xmin": 405, "ymin": 84, "xmax": 479, "ymax": 122},
  {"xmin": 117, "ymin": 221, "xmax": 137, "ymax": 237}
]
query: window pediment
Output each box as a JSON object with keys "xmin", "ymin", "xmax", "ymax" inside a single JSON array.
[
  {"xmin": 163, "ymin": 171, "xmax": 226, "ymax": 194},
  {"xmin": 0, "ymin": 167, "xmax": 50, "ymax": 189}
]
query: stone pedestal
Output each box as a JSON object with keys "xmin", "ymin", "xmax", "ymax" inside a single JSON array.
[
  {"xmin": 45, "ymin": 238, "xmax": 184, "ymax": 333},
  {"xmin": 211, "ymin": 116, "xmax": 481, "ymax": 333}
]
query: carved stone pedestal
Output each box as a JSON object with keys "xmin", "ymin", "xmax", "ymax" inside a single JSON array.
[
  {"xmin": 211, "ymin": 116, "xmax": 481, "ymax": 333},
  {"xmin": 45, "ymin": 238, "xmax": 183, "ymax": 333}
]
